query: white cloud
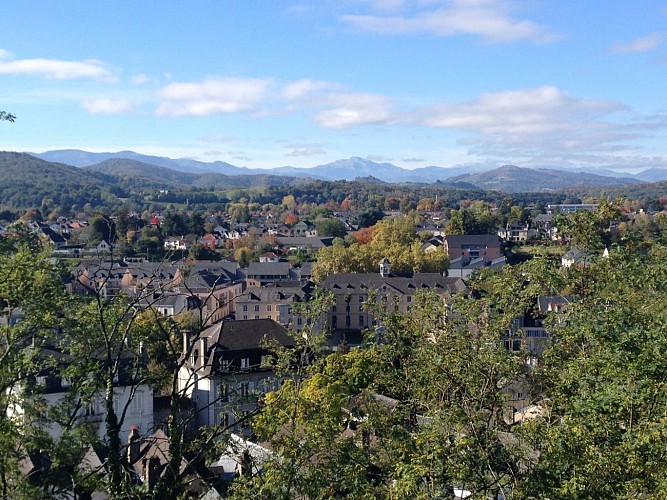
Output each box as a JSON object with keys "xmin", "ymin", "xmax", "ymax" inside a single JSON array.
[
  {"xmin": 131, "ymin": 74, "xmax": 153, "ymax": 85},
  {"xmin": 340, "ymin": 0, "xmax": 560, "ymax": 43},
  {"xmin": 610, "ymin": 33, "xmax": 667, "ymax": 54},
  {"xmin": 202, "ymin": 134, "xmax": 234, "ymax": 143},
  {"xmin": 0, "ymin": 49, "xmax": 115, "ymax": 81},
  {"xmin": 281, "ymin": 79, "xmax": 338, "ymax": 101},
  {"xmin": 285, "ymin": 146, "xmax": 327, "ymax": 157},
  {"xmin": 314, "ymin": 92, "xmax": 396, "ymax": 128},
  {"xmin": 155, "ymin": 77, "xmax": 272, "ymax": 116},
  {"xmin": 418, "ymin": 86, "xmax": 623, "ymax": 135},
  {"xmin": 81, "ymin": 98, "xmax": 134, "ymax": 115}
]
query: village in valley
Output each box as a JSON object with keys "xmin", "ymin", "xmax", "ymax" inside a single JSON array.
[{"xmin": 2, "ymin": 188, "xmax": 663, "ymax": 497}]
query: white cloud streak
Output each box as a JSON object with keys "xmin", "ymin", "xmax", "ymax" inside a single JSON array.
[
  {"xmin": 0, "ymin": 49, "xmax": 115, "ymax": 81},
  {"xmin": 313, "ymin": 92, "xmax": 396, "ymax": 128},
  {"xmin": 81, "ymin": 98, "xmax": 134, "ymax": 115},
  {"xmin": 610, "ymin": 33, "xmax": 667, "ymax": 54},
  {"xmin": 155, "ymin": 77, "xmax": 272, "ymax": 116},
  {"xmin": 340, "ymin": 0, "xmax": 560, "ymax": 43},
  {"xmin": 418, "ymin": 86, "xmax": 623, "ymax": 134}
]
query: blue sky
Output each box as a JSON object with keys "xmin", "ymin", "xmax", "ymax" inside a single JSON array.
[{"xmin": 2, "ymin": 0, "xmax": 667, "ymax": 172}]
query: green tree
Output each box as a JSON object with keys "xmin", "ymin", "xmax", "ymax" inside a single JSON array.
[
  {"xmin": 231, "ymin": 289, "xmax": 525, "ymax": 498},
  {"xmin": 315, "ymin": 217, "xmax": 347, "ymax": 238},
  {"xmin": 0, "ymin": 238, "xmax": 90, "ymax": 497},
  {"xmin": 89, "ymin": 214, "xmax": 116, "ymax": 244},
  {"xmin": 517, "ymin": 246, "xmax": 667, "ymax": 497},
  {"xmin": 312, "ymin": 216, "xmax": 448, "ymax": 281}
]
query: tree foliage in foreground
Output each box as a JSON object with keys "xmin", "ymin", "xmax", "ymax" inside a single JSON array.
[
  {"xmin": 230, "ymin": 288, "xmax": 526, "ymax": 498},
  {"xmin": 5, "ymin": 230, "xmax": 667, "ymax": 496},
  {"xmin": 235, "ymin": 243, "xmax": 667, "ymax": 498}
]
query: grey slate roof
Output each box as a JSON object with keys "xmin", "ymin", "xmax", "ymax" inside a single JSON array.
[
  {"xmin": 201, "ymin": 319, "xmax": 293, "ymax": 352},
  {"xmin": 275, "ymin": 237, "xmax": 333, "ymax": 249},
  {"xmin": 247, "ymin": 262, "xmax": 291, "ymax": 277},
  {"xmin": 321, "ymin": 273, "xmax": 468, "ymax": 295},
  {"xmin": 444, "ymin": 234, "xmax": 501, "ymax": 247}
]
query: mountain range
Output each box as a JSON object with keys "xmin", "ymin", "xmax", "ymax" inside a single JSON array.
[{"xmin": 31, "ymin": 149, "xmax": 665, "ymax": 188}]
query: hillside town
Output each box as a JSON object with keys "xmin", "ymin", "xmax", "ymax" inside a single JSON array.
[{"xmin": 3, "ymin": 195, "xmax": 666, "ymax": 497}]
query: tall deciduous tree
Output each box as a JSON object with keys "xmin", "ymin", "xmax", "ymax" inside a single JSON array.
[
  {"xmin": 518, "ymin": 246, "xmax": 667, "ymax": 497},
  {"xmin": 231, "ymin": 288, "xmax": 526, "ymax": 498}
]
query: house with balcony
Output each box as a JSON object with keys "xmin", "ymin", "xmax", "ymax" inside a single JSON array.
[{"xmin": 177, "ymin": 319, "xmax": 294, "ymax": 431}]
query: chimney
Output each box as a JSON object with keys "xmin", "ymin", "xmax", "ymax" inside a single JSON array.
[
  {"xmin": 182, "ymin": 330, "xmax": 191, "ymax": 356},
  {"xmin": 199, "ymin": 337, "xmax": 207, "ymax": 367},
  {"xmin": 143, "ymin": 455, "xmax": 160, "ymax": 490},
  {"xmin": 127, "ymin": 425, "xmax": 141, "ymax": 464}
]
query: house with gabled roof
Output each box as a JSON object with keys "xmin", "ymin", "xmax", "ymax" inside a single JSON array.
[
  {"xmin": 177, "ymin": 319, "xmax": 294, "ymax": 430},
  {"xmin": 443, "ymin": 234, "xmax": 502, "ymax": 261},
  {"xmin": 561, "ymin": 247, "xmax": 593, "ymax": 268},
  {"xmin": 174, "ymin": 265, "xmax": 244, "ymax": 324},
  {"xmin": 234, "ymin": 281, "xmax": 315, "ymax": 327},
  {"xmin": 245, "ymin": 261, "xmax": 292, "ymax": 286},
  {"xmin": 497, "ymin": 221, "xmax": 531, "ymax": 242},
  {"xmin": 503, "ymin": 295, "xmax": 569, "ymax": 357}
]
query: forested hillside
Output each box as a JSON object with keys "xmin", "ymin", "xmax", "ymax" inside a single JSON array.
[{"xmin": 0, "ymin": 152, "xmax": 115, "ymax": 212}]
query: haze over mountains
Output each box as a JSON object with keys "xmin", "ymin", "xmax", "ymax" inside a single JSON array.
[{"xmin": 30, "ymin": 149, "xmax": 664, "ymax": 190}]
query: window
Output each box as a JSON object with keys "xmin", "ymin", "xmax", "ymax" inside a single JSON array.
[
  {"xmin": 219, "ymin": 412, "xmax": 230, "ymax": 427},
  {"xmin": 241, "ymin": 358, "xmax": 250, "ymax": 370},
  {"xmin": 254, "ymin": 315, "xmax": 259, "ymax": 320},
  {"xmin": 254, "ymin": 305, "xmax": 260, "ymax": 312},
  {"xmin": 130, "ymin": 393, "xmax": 143, "ymax": 414},
  {"xmin": 406, "ymin": 296, "xmax": 412, "ymax": 303},
  {"xmin": 239, "ymin": 382, "xmax": 250, "ymax": 397},
  {"xmin": 332, "ymin": 305, "xmax": 337, "ymax": 313},
  {"xmin": 243, "ymin": 315, "xmax": 248, "ymax": 320},
  {"xmin": 242, "ymin": 305, "xmax": 248, "ymax": 312},
  {"xmin": 85, "ymin": 400, "xmax": 99, "ymax": 416},
  {"xmin": 219, "ymin": 383, "xmax": 229, "ymax": 401},
  {"xmin": 220, "ymin": 359, "xmax": 230, "ymax": 372},
  {"xmin": 256, "ymin": 378, "xmax": 269, "ymax": 394},
  {"xmin": 266, "ymin": 305, "xmax": 272, "ymax": 312},
  {"xmin": 297, "ymin": 317, "xmax": 303, "ymax": 326}
]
